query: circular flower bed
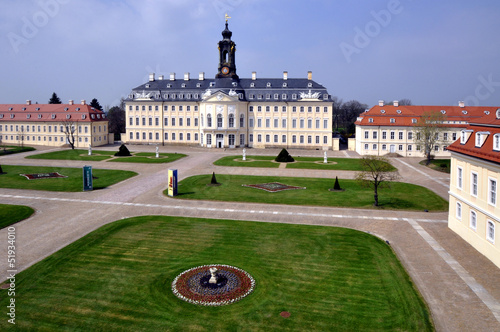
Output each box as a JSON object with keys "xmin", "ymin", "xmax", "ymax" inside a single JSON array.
[{"xmin": 172, "ymin": 264, "xmax": 255, "ymax": 306}]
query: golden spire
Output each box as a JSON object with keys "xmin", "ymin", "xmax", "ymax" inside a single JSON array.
[{"xmin": 225, "ymin": 13, "xmax": 231, "ymax": 22}]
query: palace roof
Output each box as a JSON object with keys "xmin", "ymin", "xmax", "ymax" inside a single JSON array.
[{"xmin": 0, "ymin": 101, "xmax": 107, "ymax": 123}]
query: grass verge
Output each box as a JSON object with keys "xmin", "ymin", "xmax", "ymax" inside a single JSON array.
[
  {"xmin": 0, "ymin": 204, "xmax": 35, "ymax": 229},
  {"xmin": 214, "ymin": 155, "xmax": 395, "ymax": 171},
  {"xmin": 173, "ymin": 174, "xmax": 448, "ymax": 211},
  {"xmin": 0, "ymin": 216, "xmax": 433, "ymax": 331},
  {"xmin": 0, "ymin": 145, "xmax": 36, "ymax": 156},
  {"xmin": 420, "ymin": 159, "xmax": 450, "ymax": 174},
  {"xmin": 0, "ymin": 165, "xmax": 137, "ymax": 192},
  {"xmin": 25, "ymin": 149, "xmax": 186, "ymax": 163}
]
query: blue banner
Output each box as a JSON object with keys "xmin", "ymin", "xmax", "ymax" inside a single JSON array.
[{"xmin": 83, "ymin": 165, "xmax": 93, "ymax": 191}]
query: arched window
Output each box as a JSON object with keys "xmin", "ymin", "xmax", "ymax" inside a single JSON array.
[
  {"xmin": 228, "ymin": 114, "xmax": 234, "ymax": 128},
  {"xmin": 487, "ymin": 220, "xmax": 495, "ymax": 243},
  {"xmin": 217, "ymin": 114, "xmax": 223, "ymax": 128},
  {"xmin": 207, "ymin": 114, "xmax": 212, "ymax": 127},
  {"xmin": 240, "ymin": 114, "xmax": 244, "ymax": 127}
]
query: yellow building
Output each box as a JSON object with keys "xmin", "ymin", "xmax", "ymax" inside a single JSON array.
[
  {"xmin": 123, "ymin": 22, "xmax": 333, "ymax": 150},
  {"xmin": 0, "ymin": 100, "xmax": 111, "ymax": 148},
  {"xmin": 355, "ymin": 100, "xmax": 499, "ymax": 157},
  {"xmin": 447, "ymin": 110, "xmax": 500, "ymax": 268}
]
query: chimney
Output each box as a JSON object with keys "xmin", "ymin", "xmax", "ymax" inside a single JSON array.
[
  {"xmin": 170, "ymin": 72, "xmax": 176, "ymax": 81},
  {"xmin": 393, "ymin": 100, "xmax": 399, "ymax": 107},
  {"xmin": 283, "ymin": 71, "xmax": 288, "ymax": 80},
  {"xmin": 199, "ymin": 72, "xmax": 205, "ymax": 80},
  {"xmin": 378, "ymin": 100, "xmax": 384, "ymax": 107},
  {"xmin": 252, "ymin": 71, "xmax": 257, "ymax": 80},
  {"xmin": 69, "ymin": 100, "xmax": 74, "ymax": 105},
  {"xmin": 149, "ymin": 73, "xmax": 155, "ymax": 82},
  {"xmin": 158, "ymin": 75, "xmax": 164, "ymax": 80},
  {"xmin": 184, "ymin": 72, "xmax": 190, "ymax": 81},
  {"xmin": 26, "ymin": 100, "xmax": 31, "ymax": 105},
  {"xmin": 459, "ymin": 101, "xmax": 465, "ymax": 108},
  {"xmin": 307, "ymin": 71, "xmax": 312, "ymax": 80},
  {"xmin": 81, "ymin": 100, "xmax": 86, "ymax": 105}
]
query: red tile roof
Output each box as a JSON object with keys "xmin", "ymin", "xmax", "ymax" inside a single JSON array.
[
  {"xmin": 355, "ymin": 105, "xmax": 499, "ymax": 128},
  {"xmin": 447, "ymin": 112, "xmax": 500, "ymax": 164},
  {"xmin": 0, "ymin": 103, "xmax": 107, "ymax": 123}
]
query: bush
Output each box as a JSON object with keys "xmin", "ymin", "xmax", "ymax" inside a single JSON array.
[
  {"xmin": 334, "ymin": 176, "xmax": 341, "ymax": 190},
  {"xmin": 211, "ymin": 172, "xmax": 218, "ymax": 185},
  {"xmin": 275, "ymin": 148, "xmax": 294, "ymax": 163},
  {"xmin": 114, "ymin": 144, "xmax": 131, "ymax": 157}
]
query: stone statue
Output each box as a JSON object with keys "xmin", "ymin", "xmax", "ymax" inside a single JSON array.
[
  {"xmin": 209, "ymin": 267, "xmax": 218, "ymax": 284},
  {"xmin": 243, "ymin": 148, "xmax": 246, "ymax": 161},
  {"xmin": 88, "ymin": 144, "xmax": 92, "ymax": 156},
  {"xmin": 324, "ymin": 151, "xmax": 327, "ymax": 163},
  {"xmin": 156, "ymin": 146, "xmax": 159, "ymax": 158}
]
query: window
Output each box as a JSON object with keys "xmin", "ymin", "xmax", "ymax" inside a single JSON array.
[
  {"xmin": 390, "ymin": 118, "xmax": 395, "ymax": 123},
  {"xmin": 249, "ymin": 118, "xmax": 254, "ymax": 127},
  {"xmin": 382, "ymin": 144, "xmax": 387, "ymax": 150},
  {"xmin": 274, "ymin": 106, "xmax": 278, "ymax": 112},
  {"xmin": 470, "ymin": 211, "xmax": 477, "ymax": 230},
  {"xmin": 315, "ymin": 119, "xmax": 320, "ymax": 129},
  {"xmin": 171, "ymin": 118, "xmax": 176, "ymax": 126},
  {"xmin": 324, "ymin": 107, "xmax": 328, "ymax": 113},
  {"xmin": 398, "ymin": 145, "xmax": 403, "ymax": 151},
  {"xmin": 494, "ymin": 134, "xmax": 500, "ymax": 151},
  {"xmin": 471, "ymin": 172, "xmax": 478, "ymax": 197},
  {"xmin": 240, "ymin": 115, "xmax": 244, "ymax": 128},
  {"xmin": 373, "ymin": 132, "xmax": 377, "ymax": 139},
  {"xmin": 300, "ymin": 135, "xmax": 304, "ymax": 144},
  {"xmin": 323, "ymin": 136, "xmax": 328, "ymax": 144},
  {"xmin": 316, "ymin": 136, "xmax": 320, "ymax": 144},
  {"xmin": 373, "ymin": 144, "xmax": 377, "ymax": 150},
  {"xmin": 239, "ymin": 134, "xmax": 244, "ymax": 145},
  {"xmin": 408, "ymin": 145, "xmax": 412, "ymax": 151},
  {"xmin": 207, "ymin": 114, "xmax": 212, "ymax": 127},
  {"xmin": 179, "ymin": 118, "xmax": 183, "ymax": 127},
  {"xmin": 129, "ymin": 117, "xmax": 133, "ymax": 126},
  {"xmin": 368, "ymin": 118, "xmax": 374, "ymax": 123},
  {"xmin": 187, "ymin": 118, "xmax": 191, "ymax": 126},
  {"xmin": 164, "ymin": 132, "xmax": 168, "ymax": 140},
  {"xmin": 249, "ymin": 134, "xmax": 253, "ymax": 143},
  {"xmin": 444, "ymin": 133, "xmax": 448, "ymax": 141},
  {"xmin": 282, "ymin": 119, "xmax": 287, "ymax": 128},
  {"xmin": 390, "ymin": 132, "xmax": 395, "ymax": 140},
  {"xmin": 300, "ymin": 119, "xmax": 304, "ymax": 128},
  {"xmin": 274, "ymin": 119, "xmax": 278, "ymax": 128},
  {"xmin": 408, "ymin": 132, "xmax": 413, "ymax": 140},
  {"xmin": 249, "ymin": 106, "xmax": 254, "ymax": 112},
  {"xmin": 487, "ymin": 221, "xmax": 495, "ymax": 243},
  {"xmin": 489, "ymin": 178, "xmax": 497, "ymax": 206},
  {"xmin": 171, "ymin": 133, "xmax": 176, "ymax": 140},
  {"xmin": 265, "ymin": 135, "xmax": 270, "ymax": 143},
  {"xmin": 266, "ymin": 106, "xmax": 270, "ymax": 112},
  {"xmin": 217, "ymin": 114, "xmax": 223, "ymax": 128},
  {"xmin": 382, "ymin": 131, "xmax": 387, "ymax": 140},
  {"xmin": 195, "ymin": 118, "xmax": 198, "ymax": 127},
  {"xmin": 452, "ymin": 133, "xmax": 457, "ymax": 141},
  {"xmin": 283, "ymin": 135, "xmax": 287, "ymax": 143},
  {"xmin": 364, "ymin": 144, "xmax": 369, "ymax": 150},
  {"xmin": 274, "ymin": 135, "xmax": 278, "ymax": 143},
  {"xmin": 282, "ymin": 106, "xmax": 287, "ymax": 112},
  {"xmin": 257, "ymin": 134, "xmax": 262, "ymax": 143},
  {"xmin": 456, "ymin": 202, "xmax": 462, "ymax": 220},
  {"xmin": 257, "ymin": 118, "xmax": 262, "ymax": 128},
  {"xmin": 324, "ymin": 119, "xmax": 328, "ymax": 129},
  {"xmin": 155, "ymin": 117, "xmax": 159, "ymax": 126},
  {"xmin": 399, "ymin": 132, "xmax": 403, "ymax": 140},
  {"xmin": 164, "ymin": 118, "xmax": 168, "ymax": 126},
  {"xmin": 308, "ymin": 119, "xmax": 312, "ymax": 129},
  {"xmin": 142, "ymin": 118, "xmax": 146, "ymax": 126},
  {"xmin": 228, "ymin": 114, "xmax": 234, "ymax": 128},
  {"xmin": 292, "ymin": 135, "xmax": 296, "ymax": 144},
  {"xmin": 292, "ymin": 119, "xmax": 297, "ymax": 128},
  {"xmin": 257, "ymin": 106, "xmax": 262, "ymax": 112},
  {"xmin": 300, "ymin": 106, "xmax": 304, "ymax": 113},
  {"xmin": 365, "ymin": 131, "xmax": 369, "ymax": 139}
]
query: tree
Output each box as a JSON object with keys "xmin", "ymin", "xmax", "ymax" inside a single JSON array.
[
  {"xmin": 62, "ymin": 120, "xmax": 77, "ymax": 149},
  {"xmin": 399, "ymin": 98, "xmax": 412, "ymax": 106},
  {"xmin": 275, "ymin": 148, "xmax": 294, "ymax": 162},
  {"xmin": 90, "ymin": 98, "xmax": 103, "ymax": 111},
  {"xmin": 107, "ymin": 106, "xmax": 125, "ymax": 140},
  {"xmin": 49, "ymin": 92, "xmax": 62, "ymax": 104},
  {"xmin": 338, "ymin": 100, "xmax": 367, "ymax": 134},
  {"xmin": 413, "ymin": 111, "xmax": 446, "ymax": 165},
  {"xmin": 331, "ymin": 96, "xmax": 343, "ymax": 131},
  {"xmin": 115, "ymin": 144, "xmax": 131, "ymax": 156},
  {"xmin": 355, "ymin": 156, "xmax": 400, "ymax": 207}
]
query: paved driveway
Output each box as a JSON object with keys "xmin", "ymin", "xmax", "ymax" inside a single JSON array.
[{"xmin": 0, "ymin": 145, "xmax": 499, "ymax": 331}]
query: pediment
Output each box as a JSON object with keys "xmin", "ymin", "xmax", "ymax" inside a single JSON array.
[{"xmin": 202, "ymin": 90, "xmax": 239, "ymax": 103}]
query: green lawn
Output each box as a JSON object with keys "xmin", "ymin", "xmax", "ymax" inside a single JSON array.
[
  {"xmin": 214, "ymin": 155, "xmax": 395, "ymax": 171},
  {"xmin": 25, "ymin": 149, "xmax": 187, "ymax": 163},
  {"xmin": 0, "ymin": 165, "xmax": 137, "ymax": 192},
  {"xmin": 0, "ymin": 216, "xmax": 433, "ymax": 331},
  {"xmin": 173, "ymin": 174, "xmax": 448, "ymax": 211},
  {"xmin": 420, "ymin": 159, "xmax": 451, "ymax": 174},
  {"xmin": 0, "ymin": 145, "xmax": 36, "ymax": 156},
  {"xmin": 0, "ymin": 204, "xmax": 35, "ymax": 229}
]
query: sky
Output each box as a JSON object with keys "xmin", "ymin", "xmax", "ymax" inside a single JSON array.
[{"xmin": 1, "ymin": 0, "xmax": 500, "ymax": 110}]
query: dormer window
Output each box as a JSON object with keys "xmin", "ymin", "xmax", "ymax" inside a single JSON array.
[
  {"xmin": 250, "ymin": 83, "xmax": 255, "ymax": 87},
  {"xmin": 64, "ymin": 107, "xmax": 68, "ymax": 111},
  {"xmin": 22, "ymin": 107, "xmax": 26, "ymax": 111},
  {"xmin": 232, "ymin": 82, "xmax": 237, "ymax": 87},
  {"xmin": 412, "ymin": 119, "xmax": 417, "ymax": 124},
  {"xmin": 462, "ymin": 110, "xmax": 468, "ymax": 114},
  {"xmin": 81, "ymin": 114, "xmax": 86, "ymax": 119},
  {"xmin": 145, "ymin": 84, "xmax": 150, "ymax": 88},
  {"xmin": 461, "ymin": 129, "xmax": 473, "ymax": 144},
  {"xmin": 323, "ymin": 94, "xmax": 329, "ymax": 100},
  {"xmin": 27, "ymin": 114, "xmax": 31, "ymax": 119},
  {"xmin": 209, "ymin": 82, "xmax": 215, "ymax": 87},
  {"xmin": 282, "ymin": 94, "xmax": 287, "ymax": 99},
  {"xmin": 307, "ymin": 82, "xmax": 313, "ymax": 88},
  {"xmin": 266, "ymin": 94, "xmax": 270, "ymax": 99},
  {"xmin": 282, "ymin": 83, "xmax": 287, "ymax": 87},
  {"xmin": 51, "ymin": 114, "xmax": 56, "ymax": 119},
  {"xmin": 181, "ymin": 83, "xmax": 186, "ymax": 88},
  {"xmin": 66, "ymin": 114, "xmax": 71, "ymax": 119},
  {"xmin": 91, "ymin": 114, "xmax": 95, "ymax": 119},
  {"xmin": 368, "ymin": 118, "xmax": 374, "ymax": 123},
  {"xmin": 167, "ymin": 84, "xmax": 172, "ymax": 88},
  {"xmin": 0, "ymin": 114, "xmax": 3, "ymax": 118},
  {"xmin": 274, "ymin": 94, "xmax": 279, "ymax": 99},
  {"xmin": 475, "ymin": 131, "xmax": 490, "ymax": 147},
  {"xmin": 390, "ymin": 118, "xmax": 395, "ymax": 123},
  {"xmin": 10, "ymin": 114, "xmax": 14, "ymax": 119},
  {"xmin": 76, "ymin": 107, "xmax": 80, "ymax": 111},
  {"xmin": 380, "ymin": 109, "xmax": 386, "ymax": 114},
  {"xmin": 484, "ymin": 111, "xmax": 490, "ymax": 115},
  {"xmin": 266, "ymin": 82, "xmax": 271, "ymax": 87},
  {"xmin": 38, "ymin": 114, "xmax": 42, "ymax": 119},
  {"xmin": 196, "ymin": 83, "xmax": 201, "ymax": 88},
  {"xmin": 441, "ymin": 110, "xmax": 446, "ymax": 114},
  {"xmin": 8, "ymin": 107, "xmax": 13, "ymax": 111},
  {"xmin": 396, "ymin": 110, "xmax": 402, "ymax": 114},
  {"xmin": 496, "ymin": 108, "xmax": 500, "ymax": 119},
  {"xmin": 292, "ymin": 94, "xmax": 297, "ymax": 100}
]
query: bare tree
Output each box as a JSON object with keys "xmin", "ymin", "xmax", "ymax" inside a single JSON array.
[
  {"xmin": 399, "ymin": 98, "xmax": 412, "ymax": 106},
  {"xmin": 62, "ymin": 120, "xmax": 78, "ymax": 149},
  {"xmin": 413, "ymin": 111, "xmax": 446, "ymax": 165},
  {"xmin": 355, "ymin": 155, "xmax": 400, "ymax": 207}
]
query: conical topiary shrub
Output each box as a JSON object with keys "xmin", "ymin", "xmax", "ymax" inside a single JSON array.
[
  {"xmin": 207, "ymin": 172, "xmax": 221, "ymax": 186},
  {"xmin": 0, "ymin": 164, "xmax": 4, "ymax": 174},
  {"xmin": 114, "ymin": 144, "xmax": 131, "ymax": 157},
  {"xmin": 275, "ymin": 148, "xmax": 294, "ymax": 163},
  {"xmin": 334, "ymin": 176, "xmax": 341, "ymax": 190}
]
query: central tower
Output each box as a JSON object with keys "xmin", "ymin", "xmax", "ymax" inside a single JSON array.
[{"xmin": 216, "ymin": 19, "xmax": 238, "ymax": 79}]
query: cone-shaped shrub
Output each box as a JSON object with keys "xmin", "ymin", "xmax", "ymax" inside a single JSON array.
[
  {"xmin": 211, "ymin": 172, "xmax": 218, "ymax": 185},
  {"xmin": 115, "ymin": 144, "xmax": 131, "ymax": 156},
  {"xmin": 334, "ymin": 176, "xmax": 341, "ymax": 190},
  {"xmin": 0, "ymin": 165, "xmax": 4, "ymax": 174},
  {"xmin": 275, "ymin": 148, "xmax": 294, "ymax": 163}
]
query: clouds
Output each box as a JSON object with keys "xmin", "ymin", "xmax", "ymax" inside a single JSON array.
[{"xmin": 1, "ymin": 0, "xmax": 499, "ymax": 108}]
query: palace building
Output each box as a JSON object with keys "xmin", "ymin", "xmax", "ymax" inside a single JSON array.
[
  {"xmin": 123, "ymin": 21, "xmax": 334, "ymax": 149},
  {"xmin": 447, "ymin": 109, "xmax": 500, "ymax": 268},
  {"xmin": 0, "ymin": 100, "xmax": 111, "ymax": 148},
  {"xmin": 355, "ymin": 100, "xmax": 500, "ymax": 157}
]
